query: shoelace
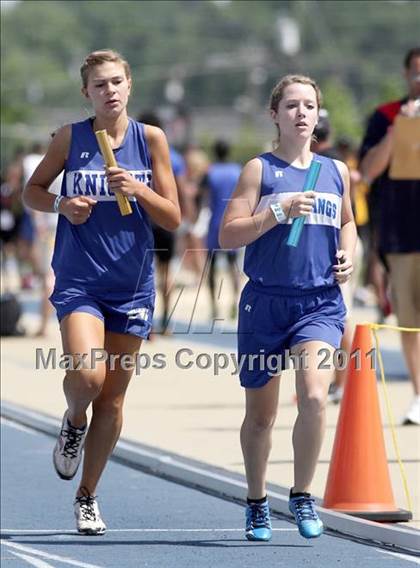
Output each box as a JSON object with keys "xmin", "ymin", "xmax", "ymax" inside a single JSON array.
[
  {"xmin": 61, "ymin": 427, "xmax": 84, "ymax": 459},
  {"xmin": 246, "ymin": 503, "xmax": 271, "ymax": 528},
  {"xmin": 292, "ymin": 497, "xmax": 318, "ymax": 521},
  {"xmin": 76, "ymin": 496, "xmax": 97, "ymax": 522}
]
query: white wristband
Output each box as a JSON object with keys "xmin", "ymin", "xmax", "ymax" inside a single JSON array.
[
  {"xmin": 270, "ymin": 202, "xmax": 286, "ymax": 224},
  {"xmin": 53, "ymin": 195, "xmax": 64, "ymax": 213}
]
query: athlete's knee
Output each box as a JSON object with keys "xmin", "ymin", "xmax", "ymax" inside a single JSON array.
[
  {"xmin": 92, "ymin": 393, "xmax": 125, "ymax": 417},
  {"xmin": 65, "ymin": 368, "xmax": 105, "ymax": 398},
  {"xmin": 244, "ymin": 411, "xmax": 277, "ymax": 433},
  {"xmin": 298, "ymin": 389, "xmax": 327, "ymax": 415}
]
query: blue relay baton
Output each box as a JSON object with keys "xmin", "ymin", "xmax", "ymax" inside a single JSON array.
[{"xmin": 286, "ymin": 160, "xmax": 322, "ymax": 248}]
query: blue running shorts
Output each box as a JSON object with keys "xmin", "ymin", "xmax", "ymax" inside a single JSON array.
[
  {"xmin": 50, "ymin": 287, "xmax": 155, "ymax": 339},
  {"xmin": 237, "ymin": 281, "xmax": 346, "ymax": 388}
]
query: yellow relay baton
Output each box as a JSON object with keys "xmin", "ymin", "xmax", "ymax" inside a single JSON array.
[{"xmin": 95, "ymin": 129, "xmax": 132, "ymax": 216}]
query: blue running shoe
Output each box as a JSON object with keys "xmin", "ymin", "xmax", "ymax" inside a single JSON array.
[
  {"xmin": 245, "ymin": 499, "xmax": 272, "ymax": 541},
  {"xmin": 289, "ymin": 492, "xmax": 324, "ymax": 539}
]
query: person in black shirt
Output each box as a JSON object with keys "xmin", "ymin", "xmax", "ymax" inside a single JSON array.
[{"xmin": 360, "ymin": 47, "xmax": 420, "ymax": 425}]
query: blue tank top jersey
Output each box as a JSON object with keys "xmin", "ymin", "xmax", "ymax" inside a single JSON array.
[
  {"xmin": 52, "ymin": 118, "xmax": 155, "ymax": 296},
  {"xmin": 244, "ymin": 152, "xmax": 344, "ymax": 291},
  {"xmin": 207, "ymin": 162, "xmax": 241, "ymax": 251}
]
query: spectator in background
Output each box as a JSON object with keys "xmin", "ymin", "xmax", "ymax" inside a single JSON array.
[
  {"xmin": 201, "ymin": 140, "xmax": 241, "ymax": 320},
  {"xmin": 336, "ymin": 136, "xmax": 370, "ymax": 296},
  {"xmin": 22, "ymin": 142, "xmax": 62, "ymax": 336},
  {"xmin": 1, "ymin": 149, "xmax": 25, "ymax": 287},
  {"xmin": 20, "ymin": 143, "xmax": 43, "ymax": 289},
  {"xmin": 181, "ymin": 145, "xmax": 209, "ymax": 281},
  {"xmin": 3, "ymin": 146, "xmax": 35, "ymax": 289},
  {"xmin": 138, "ymin": 111, "xmax": 187, "ymax": 335},
  {"xmin": 360, "ymin": 46, "xmax": 420, "ymax": 425},
  {"xmin": 310, "ymin": 110, "xmax": 340, "ymax": 159},
  {"xmin": 356, "ymin": 129, "xmax": 393, "ymax": 327},
  {"xmin": 1, "ymin": 176, "xmax": 21, "ymax": 258}
]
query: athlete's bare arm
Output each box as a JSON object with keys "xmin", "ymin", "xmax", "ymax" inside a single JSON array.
[
  {"xmin": 220, "ymin": 158, "xmax": 316, "ymax": 249},
  {"xmin": 23, "ymin": 125, "xmax": 96, "ymax": 225},
  {"xmin": 23, "ymin": 125, "xmax": 70, "ymax": 211}
]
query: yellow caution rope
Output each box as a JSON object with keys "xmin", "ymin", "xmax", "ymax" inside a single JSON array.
[{"xmin": 366, "ymin": 322, "xmax": 418, "ymax": 513}]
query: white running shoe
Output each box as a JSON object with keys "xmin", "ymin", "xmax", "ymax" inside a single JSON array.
[
  {"xmin": 74, "ymin": 495, "xmax": 106, "ymax": 535},
  {"xmin": 53, "ymin": 411, "xmax": 87, "ymax": 480},
  {"xmin": 402, "ymin": 396, "xmax": 420, "ymax": 426}
]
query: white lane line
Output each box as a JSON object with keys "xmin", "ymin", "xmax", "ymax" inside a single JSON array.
[
  {"xmin": 1, "ymin": 417, "xmax": 36, "ymax": 435},
  {"xmin": 10, "ymin": 551, "xmax": 56, "ymax": 567},
  {"xmin": 1, "ymin": 540, "xmax": 103, "ymax": 568},
  {"xmin": 2, "ymin": 406, "xmax": 59, "ymax": 428},
  {"xmin": 378, "ymin": 549, "xmax": 420, "ymax": 564},
  {"xmin": 1, "ymin": 527, "xmax": 297, "ymax": 533}
]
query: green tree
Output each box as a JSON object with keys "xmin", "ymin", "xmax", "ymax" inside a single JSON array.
[
  {"xmin": 321, "ymin": 78, "xmax": 362, "ymax": 142},
  {"xmin": 2, "ymin": 0, "xmax": 420, "ymax": 139}
]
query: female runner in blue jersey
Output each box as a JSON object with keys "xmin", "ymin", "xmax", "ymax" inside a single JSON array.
[
  {"xmin": 24, "ymin": 50, "xmax": 181, "ymax": 535},
  {"xmin": 220, "ymin": 75, "xmax": 356, "ymax": 541}
]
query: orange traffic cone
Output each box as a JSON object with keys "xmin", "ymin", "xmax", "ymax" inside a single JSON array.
[{"xmin": 323, "ymin": 324, "xmax": 411, "ymax": 522}]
